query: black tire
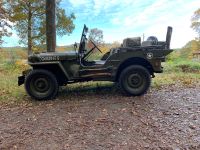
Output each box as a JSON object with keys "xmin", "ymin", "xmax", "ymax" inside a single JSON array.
[
  {"xmin": 25, "ymin": 69, "xmax": 58, "ymax": 100},
  {"xmin": 119, "ymin": 65, "xmax": 151, "ymax": 96}
]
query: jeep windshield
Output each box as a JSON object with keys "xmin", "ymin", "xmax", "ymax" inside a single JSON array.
[{"xmin": 78, "ymin": 25, "xmax": 102, "ymax": 62}]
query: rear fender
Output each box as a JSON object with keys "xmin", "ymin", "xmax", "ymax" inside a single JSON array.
[{"xmin": 116, "ymin": 57, "xmax": 154, "ymax": 81}]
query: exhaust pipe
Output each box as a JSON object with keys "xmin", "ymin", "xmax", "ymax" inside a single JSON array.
[{"xmin": 166, "ymin": 26, "xmax": 173, "ymax": 49}]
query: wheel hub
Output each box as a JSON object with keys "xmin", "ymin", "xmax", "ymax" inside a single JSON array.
[
  {"xmin": 127, "ymin": 73, "xmax": 143, "ymax": 88},
  {"xmin": 33, "ymin": 78, "xmax": 49, "ymax": 92}
]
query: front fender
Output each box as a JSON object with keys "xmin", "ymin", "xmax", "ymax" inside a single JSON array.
[{"xmin": 28, "ymin": 61, "xmax": 70, "ymax": 80}]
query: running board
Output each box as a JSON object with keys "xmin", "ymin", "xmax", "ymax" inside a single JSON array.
[
  {"xmin": 80, "ymin": 73, "xmax": 112, "ymax": 78},
  {"xmin": 79, "ymin": 67, "xmax": 112, "ymax": 76}
]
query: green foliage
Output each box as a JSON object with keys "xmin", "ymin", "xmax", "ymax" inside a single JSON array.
[
  {"xmin": 9, "ymin": 0, "xmax": 75, "ymax": 53},
  {"xmin": 0, "ymin": 0, "xmax": 12, "ymax": 46},
  {"xmin": 191, "ymin": 8, "xmax": 200, "ymax": 38},
  {"xmin": 175, "ymin": 40, "xmax": 200, "ymax": 59},
  {"xmin": 153, "ymin": 56, "xmax": 200, "ymax": 88},
  {"xmin": 88, "ymin": 28, "xmax": 104, "ymax": 45},
  {"xmin": 152, "ymin": 72, "xmax": 200, "ymax": 89},
  {"xmin": 0, "ymin": 48, "xmax": 29, "ymax": 104},
  {"xmin": 164, "ymin": 59, "xmax": 200, "ymax": 73},
  {"xmin": 57, "ymin": 10, "xmax": 75, "ymax": 36},
  {"xmin": 166, "ymin": 49, "xmax": 181, "ymax": 61}
]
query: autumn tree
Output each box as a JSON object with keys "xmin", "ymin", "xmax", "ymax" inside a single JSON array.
[
  {"xmin": 10, "ymin": 0, "xmax": 75, "ymax": 54},
  {"xmin": 191, "ymin": 8, "xmax": 200, "ymax": 39},
  {"xmin": 0, "ymin": 0, "xmax": 12, "ymax": 46},
  {"xmin": 88, "ymin": 28, "xmax": 104, "ymax": 46},
  {"xmin": 180, "ymin": 40, "xmax": 200, "ymax": 59},
  {"xmin": 111, "ymin": 41, "xmax": 121, "ymax": 48}
]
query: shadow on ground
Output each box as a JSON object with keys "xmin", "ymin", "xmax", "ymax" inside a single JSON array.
[{"xmin": 59, "ymin": 82, "xmax": 121, "ymax": 97}]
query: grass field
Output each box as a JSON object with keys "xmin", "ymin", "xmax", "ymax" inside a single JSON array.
[{"xmin": 0, "ymin": 48, "xmax": 199, "ymax": 104}]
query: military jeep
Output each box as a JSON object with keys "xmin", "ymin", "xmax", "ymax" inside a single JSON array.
[{"xmin": 18, "ymin": 25, "xmax": 173, "ymax": 100}]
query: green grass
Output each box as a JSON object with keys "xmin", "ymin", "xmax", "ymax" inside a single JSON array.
[
  {"xmin": 0, "ymin": 49, "xmax": 27, "ymax": 104},
  {"xmin": 165, "ymin": 59, "xmax": 200, "ymax": 73},
  {"xmin": 152, "ymin": 59, "xmax": 200, "ymax": 88},
  {"xmin": 0, "ymin": 65, "xmax": 25, "ymax": 104},
  {"xmin": 0, "ymin": 48, "xmax": 200, "ymax": 105},
  {"xmin": 152, "ymin": 72, "xmax": 200, "ymax": 88}
]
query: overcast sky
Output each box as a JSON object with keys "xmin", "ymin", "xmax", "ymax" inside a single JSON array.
[{"xmin": 2, "ymin": 0, "xmax": 200, "ymax": 48}]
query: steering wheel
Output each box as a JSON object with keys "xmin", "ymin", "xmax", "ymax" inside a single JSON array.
[{"xmin": 90, "ymin": 39, "xmax": 103, "ymax": 53}]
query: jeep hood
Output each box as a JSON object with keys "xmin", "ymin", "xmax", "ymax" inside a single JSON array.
[{"xmin": 28, "ymin": 51, "xmax": 77, "ymax": 63}]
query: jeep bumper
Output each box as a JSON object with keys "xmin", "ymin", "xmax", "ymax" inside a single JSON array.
[
  {"xmin": 18, "ymin": 75, "xmax": 25, "ymax": 86},
  {"xmin": 18, "ymin": 69, "xmax": 32, "ymax": 86}
]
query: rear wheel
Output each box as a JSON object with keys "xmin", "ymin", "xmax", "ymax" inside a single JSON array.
[
  {"xmin": 25, "ymin": 69, "xmax": 58, "ymax": 100},
  {"xmin": 119, "ymin": 65, "xmax": 151, "ymax": 96}
]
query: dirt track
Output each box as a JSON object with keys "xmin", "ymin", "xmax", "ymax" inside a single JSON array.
[{"xmin": 0, "ymin": 84, "xmax": 200, "ymax": 150}]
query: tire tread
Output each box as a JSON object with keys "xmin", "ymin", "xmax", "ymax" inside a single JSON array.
[
  {"xmin": 119, "ymin": 65, "xmax": 151, "ymax": 96},
  {"xmin": 25, "ymin": 69, "xmax": 58, "ymax": 100}
]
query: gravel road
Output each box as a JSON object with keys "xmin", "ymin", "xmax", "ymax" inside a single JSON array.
[{"xmin": 0, "ymin": 84, "xmax": 200, "ymax": 150}]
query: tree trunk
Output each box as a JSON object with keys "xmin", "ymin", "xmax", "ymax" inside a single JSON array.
[
  {"xmin": 28, "ymin": 3, "xmax": 32, "ymax": 55},
  {"xmin": 46, "ymin": 0, "xmax": 56, "ymax": 52}
]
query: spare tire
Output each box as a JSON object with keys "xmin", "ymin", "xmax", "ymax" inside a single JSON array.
[{"xmin": 147, "ymin": 36, "xmax": 158, "ymax": 45}]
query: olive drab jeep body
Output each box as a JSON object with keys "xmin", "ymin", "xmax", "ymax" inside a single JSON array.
[{"xmin": 18, "ymin": 25, "xmax": 173, "ymax": 100}]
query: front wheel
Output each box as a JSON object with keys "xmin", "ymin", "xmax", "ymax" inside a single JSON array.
[
  {"xmin": 25, "ymin": 69, "xmax": 59, "ymax": 100},
  {"xmin": 119, "ymin": 65, "xmax": 151, "ymax": 96}
]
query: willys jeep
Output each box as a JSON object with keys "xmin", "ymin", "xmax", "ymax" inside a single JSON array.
[{"xmin": 18, "ymin": 25, "xmax": 173, "ymax": 100}]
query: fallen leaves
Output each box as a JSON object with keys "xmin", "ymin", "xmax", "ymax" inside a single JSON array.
[{"xmin": 0, "ymin": 84, "xmax": 199, "ymax": 149}]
